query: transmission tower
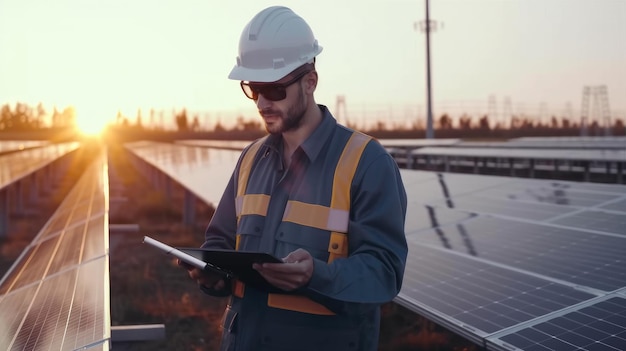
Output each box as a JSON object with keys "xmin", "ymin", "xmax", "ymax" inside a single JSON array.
[
  {"xmin": 580, "ymin": 85, "xmax": 612, "ymax": 136},
  {"xmin": 488, "ymin": 95, "xmax": 497, "ymax": 125},
  {"xmin": 503, "ymin": 96, "xmax": 513, "ymax": 129},
  {"xmin": 335, "ymin": 95, "xmax": 348, "ymax": 126}
]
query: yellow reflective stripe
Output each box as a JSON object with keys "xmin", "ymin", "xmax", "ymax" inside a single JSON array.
[
  {"xmin": 282, "ymin": 201, "xmax": 349, "ymax": 232},
  {"xmin": 237, "ymin": 137, "xmax": 266, "ymax": 198},
  {"xmin": 235, "ymin": 234, "xmax": 241, "ymax": 250},
  {"xmin": 236, "ymin": 194, "xmax": 270, "ymax": 217},
  {"xmin": 331, "ymin": 132, "xmax": 371, "ymax": 211},
  {"xmin": 327, "ymin": 232, "xmax": 348, "ymax": 264},
  {"xmin": 327, "ymin": 132, "xmax": 371, "ymax": 262},
  {"xmin": 267, "ymin": 294, "xmax": 335, "ymax": 315}
]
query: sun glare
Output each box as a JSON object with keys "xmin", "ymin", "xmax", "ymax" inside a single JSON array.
[{"xmin": 75, "ymin": 108, "xmax": 108, "ymax": 136}]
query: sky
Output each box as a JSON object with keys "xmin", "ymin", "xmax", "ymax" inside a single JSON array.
[{"xmin": 0, "ymin": 0, "xmax": 624, "ymax": 130}]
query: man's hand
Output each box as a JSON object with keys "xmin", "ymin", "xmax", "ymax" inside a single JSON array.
[
  {"xmin": 177, "ymin": 259, "xmax": 226, "ymax": 291},
  {"xmin": 253, "ymin": 248, "xmax": 313, "ymax": 291}
]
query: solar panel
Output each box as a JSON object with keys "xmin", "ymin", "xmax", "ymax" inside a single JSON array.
[
  {"xmin": 550, "ymin": 210, "xmax": 626, "ymax": 236},
  {"xmin": 0, "ymin": 142, "xmax": 81, "ymax": 237},
  {"xmin": 396, "ymin": 169, "xmax": 626, "ymax": 348},
  {"xmin": 489, "ymin": 295, "xmax": 626, "ymax": 351},
  {"xmin": 0, "ymin": 142, "xmax": 80, "ymax": 189},
  {"xmin": 124, "ymin": 141, "xmax": 241, "ymax": 207},
  {"xmin": 411, "ymin": 146, "xmax": 626, "ymax": 162},
  {"xmin": 407, "ymin": 216, "xmax": 626, "ymax": 292},
  {"xmin": 0, "ymin": 153, "xmax": 110, "ymax": 350},
  {"xmin": 601, "ymin": 198, "xmax": 626, "ymax": 212},
  {"xmin": 0, "ymin": 140, "xmax": 49, "ymax": 153},
  {"xmin": 398, "ymin": 242, "xmax": 596, "ymax": 337}
]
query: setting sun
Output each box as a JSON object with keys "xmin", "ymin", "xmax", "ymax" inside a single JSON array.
[{"xmin": 75, "ymin": 107, "xmax": 109, "ymax": 136}]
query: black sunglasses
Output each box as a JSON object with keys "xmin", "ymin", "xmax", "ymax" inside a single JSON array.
[{"xmin": 240, "ymin": 70, "xmax": 311, "ymax": 101}]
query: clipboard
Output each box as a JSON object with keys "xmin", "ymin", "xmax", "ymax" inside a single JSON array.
[{"xmin": 142, "ymin": 236, "xmax": 283, "ymax": 292}]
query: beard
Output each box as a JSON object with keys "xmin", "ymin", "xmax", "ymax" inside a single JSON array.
[{"xmin": 262, "ymin": 85, "xmax": 307, "ymax": 135}]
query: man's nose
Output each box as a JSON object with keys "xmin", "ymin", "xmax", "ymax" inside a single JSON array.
[{"xmin": 256, "ymin": 94, "xmax": 272, "ymax": 110}]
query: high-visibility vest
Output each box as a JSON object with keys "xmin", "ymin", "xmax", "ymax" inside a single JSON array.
[{"xmin": 232, "ymin": 131, "xmax": 371, "ymax": 315}]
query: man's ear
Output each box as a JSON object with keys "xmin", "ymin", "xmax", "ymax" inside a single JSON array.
[{"xmin": 303, "ymin": 71, "xmax": 318, "ymax": 94}]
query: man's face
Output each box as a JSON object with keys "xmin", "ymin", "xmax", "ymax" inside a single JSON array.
[
  {"xmin": 240, "ymin": 69, "xmax": 311, "ymax": 134},
  {"xmin": 257, "ymin": 79, "xmax": 307, "ymax": 134}
]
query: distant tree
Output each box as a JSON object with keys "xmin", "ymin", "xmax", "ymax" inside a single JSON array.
[
  {"xmin": 149, "ymin": 108, "xmax": 156, "ymax": 129},
  {"xmin": 60, "ymin": 106, "xmax": 76, "ymax": 127},
  {"xmin": 36, "ymin": 103, "xmax": 46, "ymax": 127},
  {"xmin": 478, "ymin": 115, "xmax": 490, "ymax": 130},
  {"xmin": 191, "ymin": 115, "xmax": 200, "ymax": 131},
  {"xmin": 175, "ymin": 109, "xmax": 189, "ymax": 131},
  {"xmin": 374, "ymin": 120, "xmax": 387, "ymax": 132},
  {"xmin": 458, "ymin": 114, "xmax": 472, "ymax": 130},
  {"xmin": 521, "ymin": 118, "xmax": 534, "ymax": 130},
  {"xmin": 136, "ymin": 109, "xmax": 143, "ymax": 128},
  {"xmin": 214, "ymin": 119, "xmax": 225, "ymax": 133},
  {"xmin": 614, "ymin": 119, "xmax": 625, "ymax": 135},
  {"xmin": 0, "ymin": 104, "xmax": 11, "ymax": 130},
  {"xmin": 438, "ymin": 114, "xmax": 452, "ymax": 129},
  {"xmin": 510, "ymin": 115, "xmax": 521, "ymax": 129},
  {"xmin": 562, "ymin": 118, "xmax": 571, "ymax": 129},
  {"xmin": 51, "ymin": 107, "xmax": 61, "ymax": 127},
  {"xmin": 550, "ymin": 116, "xmax": 559, "ymax": 129}
]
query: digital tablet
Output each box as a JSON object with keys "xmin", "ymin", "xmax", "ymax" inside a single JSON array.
[{"xmin": 142, "ymin": 236, "xmax": 283, "ymax": 291}]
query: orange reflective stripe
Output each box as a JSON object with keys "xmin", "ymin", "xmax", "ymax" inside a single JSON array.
[
  {"xmin": 331, "ymin": 132, "xmax": 371, "ymax": 211},
  {"xmin": 235, "ymin": 234, "xmax": 241, "ymax": 250},
  {"xmin": 233, "ymin": 279, "xmax": 245, "ymax": 298},
  {"xmin": 267, "ymin": 294, "xmax": 335, "ymax": 315},
  {"xmin": 282, "ymin": 201, "xmax": 349, "ymax": 232},
  {"xmin": 236, "ymin": 194, "xmax": 270, "ymax": 217}
]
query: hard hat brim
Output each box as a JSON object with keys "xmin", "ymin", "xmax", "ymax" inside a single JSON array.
[{"xmin": 228, "ymin": 47, "xmax": 323, "ymax": 83}]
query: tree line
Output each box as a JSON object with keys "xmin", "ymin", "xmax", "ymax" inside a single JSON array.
[{"xmin": 1, "ymin": 102, "xmax": 624, "ymax": 139}]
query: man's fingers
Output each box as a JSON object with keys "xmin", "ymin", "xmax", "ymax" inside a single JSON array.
[
  {"xmin": 177, "ymin": 259, "xmax": 194, "ymax": 271},
  {"xmin": 282, "ymin": 248, "xmax": 308, "ymax": 263}
]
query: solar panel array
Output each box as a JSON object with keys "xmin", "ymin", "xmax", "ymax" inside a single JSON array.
[
  {"xmin": 0, "ymin": 140, "xmax": 49, "ymax": 154},
  {"xmin": 124, "ymin": 141, "xmax": 240, "ymax": 207},
  {"xmin": 399, "ymin": 171, "xmax": 626, "ymax": 350},
  {"xmin": 0, "ymin": 153, "xmax": 110, "ymax": 350},
  {"xmin": 410, "ymin": 146, "xmax": 626, "ymax": 162},
  {"xmin": 126, "ymin": 141, "xmax": 626, "ymax": 350},
  {"xmin": 1, "ymin": 142, "xmax": 82, "ymax": 239},
  {"xmin": 0, "ymin": 142, "xmax": 80, "ymax": 189}
]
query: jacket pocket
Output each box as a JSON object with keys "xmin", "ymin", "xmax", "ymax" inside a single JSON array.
[
  {"xmin": 274, "ymin": 222, "xmax": 331, "ymax": 261},
  {"xmin": 236, "ymin": 215, "xmax": 265, "ymax": 251}
]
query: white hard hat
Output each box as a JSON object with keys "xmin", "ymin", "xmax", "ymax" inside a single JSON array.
[{"xmin": 228, "ymin": 6, "xmax": 323, "ymax": 82}]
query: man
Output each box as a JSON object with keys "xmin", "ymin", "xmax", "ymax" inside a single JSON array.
[{"xmin": 183, "ymin": 6, "xmax": 407, "ymax": 351}]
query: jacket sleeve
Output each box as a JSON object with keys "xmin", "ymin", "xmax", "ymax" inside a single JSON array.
[
  {"xmin": 197, "ymin": 145, "xmax": 251, "ymax": 297},
  {"xmin": 304, "ymin": 151, "xmax": 408, "ymax": 315},
  {"xmin": 201, "ymin": 172, "xmax": 238, "ymax": 251}
]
